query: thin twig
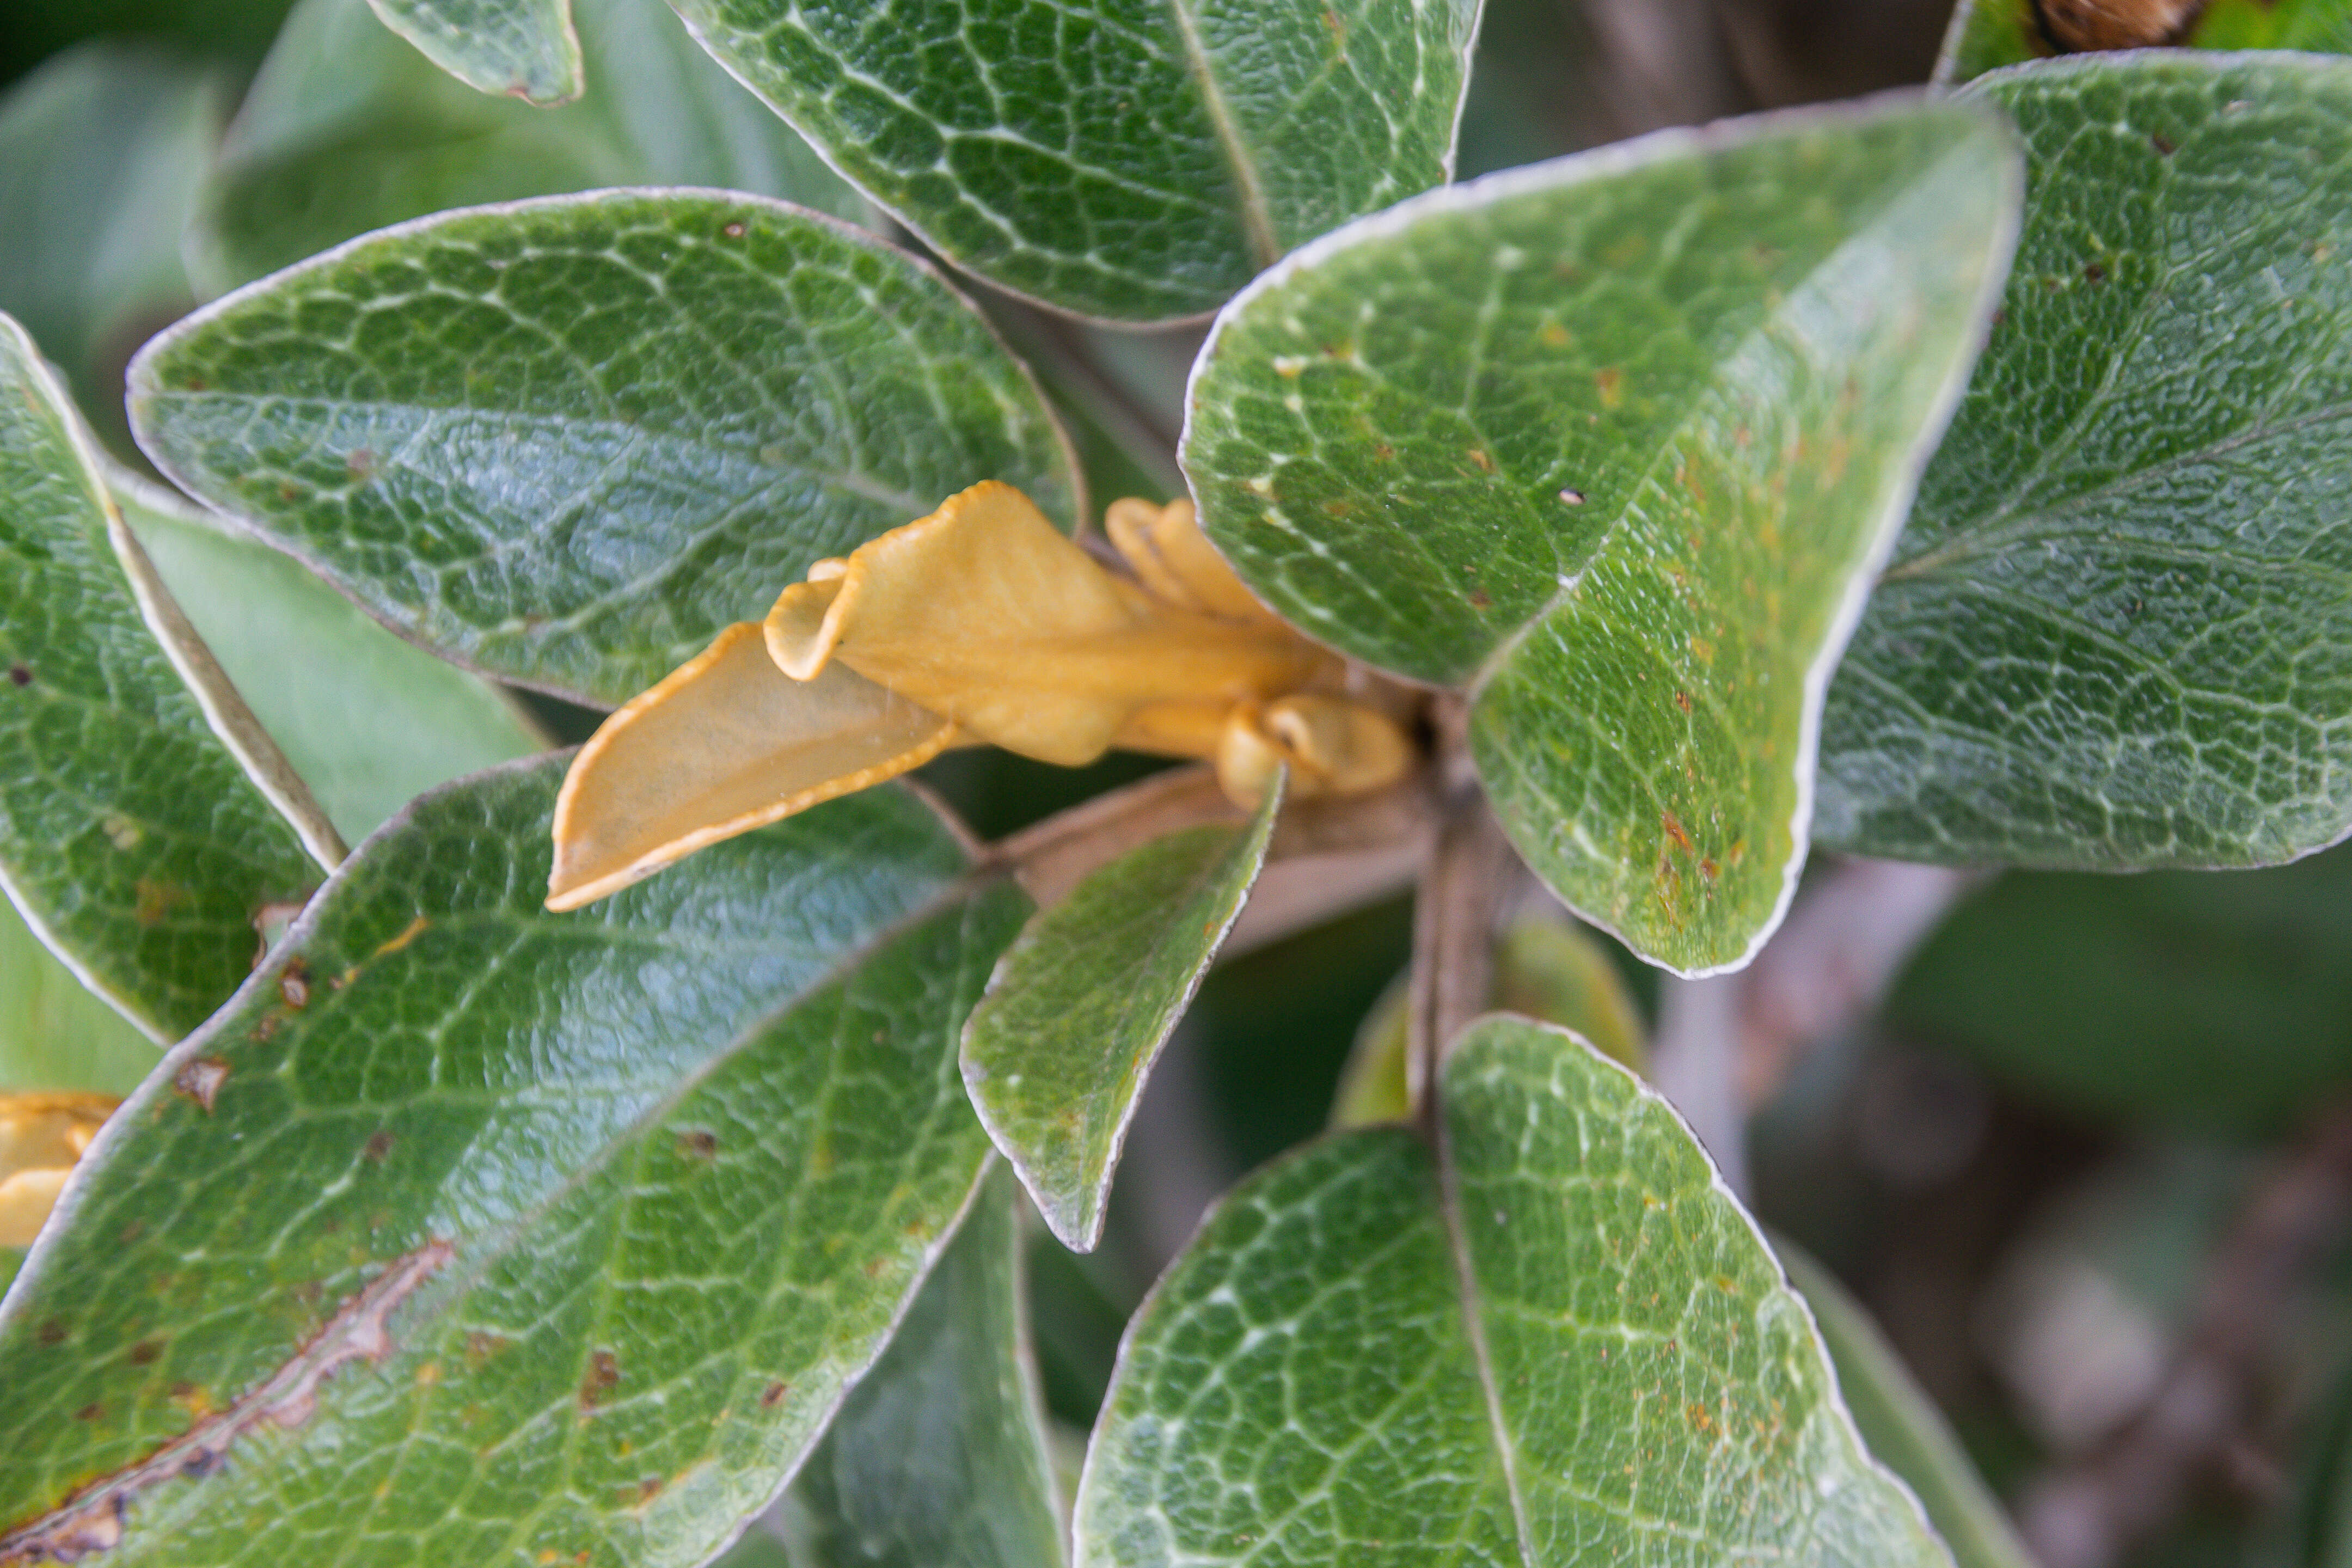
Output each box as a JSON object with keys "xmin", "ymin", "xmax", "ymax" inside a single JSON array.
[
  {"xmin": 1407, "ymin": 793, "xmax": 1523, "ymax": 1126},
  {"xmin": 2019, "ymin": 1101, "xmax": 2352, "ymax": 1568},
  {"xmin": 991, "ymin": 762, "xmax": 1440, "ymax": 920}
]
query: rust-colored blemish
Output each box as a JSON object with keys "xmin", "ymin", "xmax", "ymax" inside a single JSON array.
[
  {"xmin": 676, "ymin": 1130, "xmax": 718, "ymax": 1162},
  {"xmin": 170, "ymin": 1060, "xmax": 228, "ymax": 1114},
  {"xmin": 126, "ymin": 1341, "xmax": 162, "ymax": 1368},
  {"xmin": 370, "ymin": 916, "xmax": 430, "ymax": 960},
  {"xmin": 579, "ymin": 1350, "xmax": 621, "ymax": 1411},
  {"xmin": 759, "ymin": 1381, "xmax": 788, "ymax": 1409},
  {"xmin": 1659, "ymin": 811, "xmax": 1694, "ymax": 856},
  {"xmin": 131, "ymin": 879, "xmax": 181, "ymax": 929},
  {"xmin": 1672, "ymin": 690, "xmax": 1691, "ymax": 715},
  {"xmin": 0, "ymin": 1241, "xmax": 453, "ymax": 1564},
  {"xmin": 278, "ymin": 957, "xmax": 310, "ymax": 1010},
  {"xmin": 363, "ymin": 1131, "xmax": 395, "ymax": 1163},
  {"xmin": 1465, "ymin": 448, "xmax": 1494, "ymax": 474}
]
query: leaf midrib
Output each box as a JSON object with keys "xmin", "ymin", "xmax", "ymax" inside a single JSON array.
[{"xmin": 1164, "ymin": 0, "xmax": 1282, "ymax": 268}]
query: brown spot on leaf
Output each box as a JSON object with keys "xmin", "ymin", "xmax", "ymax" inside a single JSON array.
[
  {"xmin": 1659, "ymin": 810, "xmax": 1695, "ymax": 856},
  {"xmin": 759, "ymin": 1381, "xmax": 788, "ymax": 1409},
  {"xmin": 7, "ymin": 664, "xmax": 28, "ymax": 687},
  {"xmin": 2151, "ymin": 131, "xmax": 2177, "ymax": 156},
  {"xmin": 73, "ymin": 1404, "xmax": 102, "ymax": 1423},
  {"xmin": 722, "ymin": 222, "xmax": 746, "ymax": 238},
  {"xmin": 279, "ymin": 957, "xmax": 310, "ymax": 1009},
  {"xmin": 363, "ymin": 1131, "xmax": 395, "ymax": 1163},
  {"xmin": 677, "ymin": 1129, "xmax": 718, "ymax": 1162},
  {"xmin": 1594, "ymin": 366, "xmax": 1624, "ymax": 409},
  {"xmin": 127, "ymin": 1340, "xmax": 163, "ymax": 1367},
  {"xmin": 1465, "ymin": 448, "xmax": 1494, "ymax": 474},
  {"xmin": 1673, "ymin": 690, "xmax": 1692, "ymax": 714},
  {"xmin": 0, "ymin": 1242, "xmax": 452, "ymax": 1564},
  {"xmin": 173, "ymin": 1059, "xmax": 229, "ymax": 1113},
  {"xmin": 2084, "ymin": 260, "xmax": 2108, "ymax": 284},
  {"xmin": 580, "ymin": 1349, "xmax": 621, "ymax": 1410},
  {"xmin": 132, "ymin": 878, "xmax": 182, "ymax": 928}
]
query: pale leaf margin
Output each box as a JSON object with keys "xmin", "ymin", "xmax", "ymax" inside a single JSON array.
[
  {"xmin": 0, "ymin": 318, "xmax": 344, "ymax": 1046},
  {"xmin": 1070, "ymin": 1014, "xmax": 1957, "ymax": 1563},
  {"xmin": 127, "ymin": 186, "xmax": 1090, "ymax": 707},
  {"xmin": 0, "ymin": 761, "xmax": 1010, "ymax": 1567},
  {"xmin": 663, "ymin": 1, "xmax": 1490, "ymax": 329},
  {"xmin": 1177, "ymin": 95, "xmax": 2023, "ymax": 976},
  {"xmin": 364, "ymin": 0, "xmax": 586, "ymax": 107}
]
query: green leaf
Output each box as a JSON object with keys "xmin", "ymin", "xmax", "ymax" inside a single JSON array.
[
  {"xmin": 366, "ymin": 0, "xmax": 583, "ymax": 105},
  {"xmin": 116, "ymin": 469, "xmax": 544, "ymax": 846},
  {"xmin": 1185, "ymin": 101, "xmax": 2020, "ymax": 972},
  {"xmin": 668, "ymin": 0, "xmax": 1481, "ymax": 322},
  {"xmin": 0, "ymin": 758, "xmax": 1033, "ymax": 1568},
  {"xmin": 1778, "ymin": 1240, "xmax": 2036, "ymax": 1568},
  {"xmin": 0, "ymin": 895, "xmax": 158, "ymax": 1097},
  {"xmin": 1937, "ymin": 0, "xmax": 2352, "ymax": 87},
  {"xmin": 1819, "ymin": 56, "xmax": 2352, "ymax": 870},
  {"xmin": 0, "ymin": 313, "xmax": 327, "ymax": 1044},
  {"xmin": 1889, "ymin": 844, "xmax": 2352, "ymax": 1132},
  {"xmin": 768, "ymin": 1164, "xmax": 1066, "ymax": 1568},
  {"xmin": 194, "ymin": 0, "xmax": 869, "ymax": 291},
  {"xmin": 963, "ymin": 780, "xmax": 1279, "ymax": 1252},
  {"xmin": 133, "ymin": 188, "xmax": 1081, "ymax": 708},
  {"xmin": 1079, "ymin": 1016, "xmax": 1950, "ymax": 1566},
  {"xmin": 0, "ymin": 44, "xmax": 220, "ymax": 458}
]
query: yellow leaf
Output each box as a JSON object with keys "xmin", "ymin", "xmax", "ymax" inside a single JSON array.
[
  {"xmin": 547, "ymin": 623, "xmax": 957, "ymax": 911},
  {"xmin": 764, "ymin": 482, "xmax": 1327, "ymax": 765}
]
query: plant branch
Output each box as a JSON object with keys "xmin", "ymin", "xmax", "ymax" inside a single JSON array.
[
  {"xmin": 2019, "ymin": 1100, "xmax": 2352, "ymax": 1568},
  {"xmin": 992, "ymin": 761, "xmax": 1440, "ymax": 927},
  {"xmin": 1407, "ymin": 791, "xmax": 1523, "ymax": 1126}
]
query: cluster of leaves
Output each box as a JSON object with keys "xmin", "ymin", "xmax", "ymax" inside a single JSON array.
[{"xmin": 2, "ymin": 0, "xmax": 2352, "ymax": 1564}]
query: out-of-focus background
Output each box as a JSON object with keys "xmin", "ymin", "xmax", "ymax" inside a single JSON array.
[{"xmin": 11, "ymin": 4, "xmax": 2352, "ymax": 1565}]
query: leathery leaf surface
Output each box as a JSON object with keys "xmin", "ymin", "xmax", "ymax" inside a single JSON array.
[
  {"xmin": 666, "ymin": 0, "xmax": 1481, "ymax": 322},
  {"xmin": 1185, "ymin": 100, "xmax": 2019, "ymax": 971},
  {"xmin": 768, "ymin": 1164, "xmax": 1065, "ymax": 1568},
  {"xmin": 366, "ymin": 0, "xmax": 583, "ymax": 105},
  {"xmin": 963, "ymin": 779, "xmax": 1279, "ymax": 1251},
  {"xmin": 1820, "ymin": 56, "xmax": 2352, "ymax": 869},
  {"xmin": 1937, "ymin": 0, "xmax": 2352, "ymax": 87},
  {"xmin": 0, "ymin": 315, "xmax": 322, "ymax": 1043},
  {"xmin": 0, "ymin": 758, "xmax": 1034, "ymax": 1568},
  {"xmin": 131, "ymin": 188, "xmax": 1079, "ymax": 708},
  {"xmin": 1078, "ymin": 1016, "xmax": 1948, "ymax": 1567}
]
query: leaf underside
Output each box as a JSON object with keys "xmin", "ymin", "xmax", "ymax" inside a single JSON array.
[
  {"xmin": 0, "ymin": 761, "xmax": 1033, "ymax": 1568},
  {"xmin": 1818, "ymin": 54, "xmax": 2352, "ymax": 869},
  {"xmin": 665, "ymin": 0, "xmax": 1481, "ymax": 322},
  {"xmin": 1078, "ymin": 1016, "xmax": 1949, "ymax": 1567},
  {"xmin": 133, "ymin": 189, "xmax": 1080, "ymax": 709},
  {"xmin": 366, "ymin": 0, "xmax": 584, "ymax": 105},
  {"xmin": 203, "ymin": 0, "xmax": 868, "ymax": 292},
  {"xmin": 1185, "ymin": 100, "xmax": 2020, "ymax": 971}
]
